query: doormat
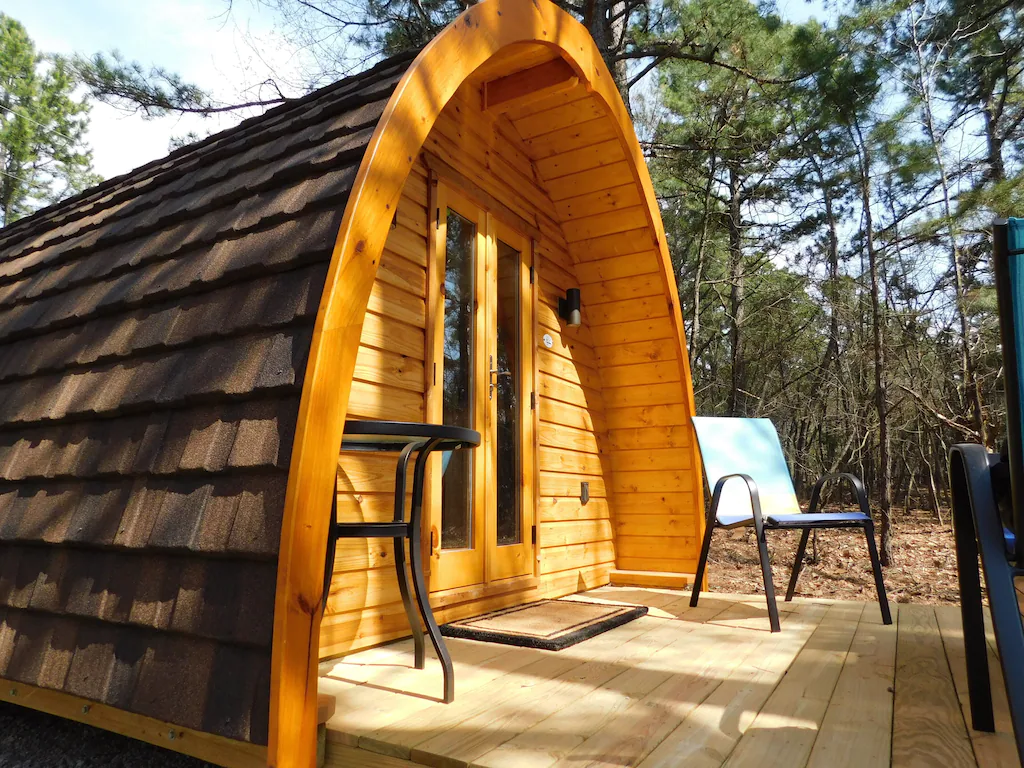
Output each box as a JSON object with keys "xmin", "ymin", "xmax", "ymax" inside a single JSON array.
[{"xmin": 439, "ymin": 599, "xmax": 648, "ymax": 651}]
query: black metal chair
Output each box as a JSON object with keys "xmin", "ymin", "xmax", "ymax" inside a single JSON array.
[
  {"xmin": 323, "ymin": 420, "xmax": 480, "ymax": 704},
  {"xmin": 689, "ymin": 416, "xmax": 891, "ymax": 632},
  {"xmin": 950, "ymin": 217, "xmax": 1024, "ymax": 761}
]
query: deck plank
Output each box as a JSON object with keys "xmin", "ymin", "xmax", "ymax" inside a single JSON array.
[
  {"xmin": 323, "ymin": 639, "xmax": 546, "ymax": 746},
  {"xmin": 406, "ymin": 603, "xmax": 736, "ymax": 767},
  {"xmin": 806, "ymin": 601, "xmax": 898, "ymax": 768},
  {"xmin": 473, "ymin": 599, "xmax": 801, "ymax": 768},
  {"xmin": 934, "ymin": 605, "xmax": 1018, "ymax": 768},
  {"xmin": 628, "ymin": 601, "xmax": 829, "ymax": 768},
  {"xmin": 322, "ymin": 589, "xmax": 1008, "ymax": 768},
  {"xmin": 891, "ymin": 604, "xmax": 977, "ymax": 768},
  {"xmin": 363, "ymin": 614, "xmax": 663, "ymax": 760},
  {"xmin": 724, "ymin": 601, "xmax": 864, "ymax": 768},
  {"xmin": 325, "ymin": 742, "xmax": 421, "ymax": 767}
]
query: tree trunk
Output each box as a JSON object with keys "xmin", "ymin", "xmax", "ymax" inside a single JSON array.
[
  {"xmin": 584, "ymin": 1, "xmax": 629, "ymax": 101},
  {"xmin": 853, "ymin": 120, "xmax": 893, "ymax": 566},
  {"xmin": 689, "ymin": 154, "xmax": 718, "ymax": 373},
  {"xmin": 910, "ymin": 13, "xmax": 987, "ymax": 446},
  {"xmin": 727, "ymin": 162, "xmax": 745, "ymax": 416}
]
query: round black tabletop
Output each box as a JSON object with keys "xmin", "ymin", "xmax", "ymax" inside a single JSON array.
[{"xmin": 341, "ymin": 420, "xmax": 481, "ymax": 450}]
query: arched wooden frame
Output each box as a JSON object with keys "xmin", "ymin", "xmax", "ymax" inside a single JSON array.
[{"xmin": 267, "ymin": 1, "xmax": 702, "ymax": 765}]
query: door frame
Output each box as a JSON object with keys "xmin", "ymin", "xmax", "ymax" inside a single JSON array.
[{"xmin": 425, "ymin": 180, "xmax": 537, "ymax": 593}]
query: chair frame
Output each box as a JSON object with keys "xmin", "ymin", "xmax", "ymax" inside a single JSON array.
[
  {"xmin": 949, "ymin": 443, "xmax": 1024, "ymax": 757},
  {"xmin": 690, "ymin": 468, "xmax": 892, "ymax": 632},
  {"xmin": 947, "ymin": 218, "xmax": 1024, "ymax": 760}
]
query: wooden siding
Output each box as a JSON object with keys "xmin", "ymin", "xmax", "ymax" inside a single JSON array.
[
  {"xmin": 319, "ymin": 48, "xmax": 701, "ymax": 659},
  {"xmin": 504, "ymin": 87, "xmax": 702, "ymax": 577}
]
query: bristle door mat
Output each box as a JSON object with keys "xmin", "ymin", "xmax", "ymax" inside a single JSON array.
[{"xmin": 439, "ymin": 599, "xmax": 648, "ymax": 650}]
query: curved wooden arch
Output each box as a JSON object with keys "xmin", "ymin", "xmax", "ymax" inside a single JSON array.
[{"xmin": 268, "ymin": 1, "xmax": 701, "ymax": 764}]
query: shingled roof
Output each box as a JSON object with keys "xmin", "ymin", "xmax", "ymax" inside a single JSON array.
[{"xmin": 0, "ymin": 50, "xmax": 416, "ymax": 745}]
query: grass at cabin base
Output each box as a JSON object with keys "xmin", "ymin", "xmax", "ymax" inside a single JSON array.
[{"xmin": 703, "ymin": 508, "xmax": 963, "ymax": 605}]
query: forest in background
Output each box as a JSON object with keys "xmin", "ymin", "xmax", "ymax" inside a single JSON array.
[{"xmin": 3, "ymin": 0, "xmax": 1023, "ymax": 561}]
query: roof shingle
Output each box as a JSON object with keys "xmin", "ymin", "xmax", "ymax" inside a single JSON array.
[{"xmin": 0, "ymin": 49, "xmax": 417, "ymax": 744}]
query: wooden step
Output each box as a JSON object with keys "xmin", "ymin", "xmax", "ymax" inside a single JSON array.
[{"xmin": 609, "ymin": 569, "xmax": 693, "ymax": 590}]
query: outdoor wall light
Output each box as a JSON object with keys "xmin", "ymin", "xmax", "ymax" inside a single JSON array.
[{"xmin": 559, "ymin": 288, "xmax": 581, "ymax": 327}]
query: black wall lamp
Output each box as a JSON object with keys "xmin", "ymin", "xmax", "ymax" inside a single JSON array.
[{"xmin": 559, "ymin": 288, "xmax": 581, "ymax": 327}]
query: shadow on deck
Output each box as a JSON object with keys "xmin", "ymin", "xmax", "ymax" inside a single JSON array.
[{"xmin": 318, "ymin": 588, "xmax": 1018, "ymax": 768}]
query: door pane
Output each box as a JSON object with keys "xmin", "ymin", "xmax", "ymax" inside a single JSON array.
[
  {"xmin": 495, "ymin": 239, "xmax": 521, "ymax": 546},
  {"xmin": 441, "ymin": 210, "xmax": 475, "ymax": 550}
]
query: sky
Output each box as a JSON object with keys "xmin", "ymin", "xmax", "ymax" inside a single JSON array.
[
  {"xmin": 6, "ymin": 0, "xmax": 830, "ymax": 182},
  {"xmin": 5, "ymin": 0, "xmax": 303, "ymax": 179}
]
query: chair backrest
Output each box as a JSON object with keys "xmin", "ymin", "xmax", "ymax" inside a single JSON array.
[
  {"xmin": 993, "ymin": 218, "xmax": 1024, "ymax": 555},
  {"xmin": 691, "ymin": 416, "xmax": 802, "ymax": 521}
]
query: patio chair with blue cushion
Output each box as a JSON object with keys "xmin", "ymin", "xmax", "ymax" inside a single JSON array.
[
  {"xmin": 689, "ymin": 416, "xmax": 892, "ymax": 632},
  {"xmin": 949, "ymin": 217, "xmax": 1024, "ymax": 761}
]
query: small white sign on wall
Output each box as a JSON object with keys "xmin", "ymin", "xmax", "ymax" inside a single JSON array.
[{"xmin": 542, "ymin": 333, "xmax": 554, "ymax": 349}]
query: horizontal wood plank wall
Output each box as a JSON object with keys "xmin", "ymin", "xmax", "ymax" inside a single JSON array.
[
  {"xmin": 504, "ymin": 89, "xmax": 701, "ymax": 577},
  {"xmin": 319, "ymin": 77, "xmax": 617, "ymax": 660}
]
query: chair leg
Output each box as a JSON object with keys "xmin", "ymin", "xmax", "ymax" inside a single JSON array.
[
  {"xmin": 863, "ymin": 521, "xmax": 892, "ymax": 625},
  {"xmin": 753, "ymin": 516, "xmax": 781, "ymax": 633},
  {"xmin": 410, "ymin": 440, "xmax": 454, "ymax": 703},
  {"xmin": 690, "ymin": 506, "xmax": 716, "ymax": 607},
  {"xmin": 391, "ymin": 443, "xmax": 425, "ymax": 668},
  {"xmin": 409, "ymin": 516, "xmax": 454, "ymax": 702},
  {"xmin": 393, "ymin": 535, "xmax": 425, "ymax": 669},
  {"xmin": 785, "ymin": 529, "xmax": 810, "ymax": 602},
  {"xmin": 950, "ymin": 467, "xmax": 994, "ymax": 732}
]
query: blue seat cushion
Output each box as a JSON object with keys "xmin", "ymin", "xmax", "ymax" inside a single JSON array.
[{"xmin": 766, "ymin": 512, "xmax": 870, "ymax": 526}]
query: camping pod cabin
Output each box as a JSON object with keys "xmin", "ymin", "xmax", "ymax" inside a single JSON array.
[{"xmin": 0, "ymin": 1, "xmax": 702, "ymax": 766}]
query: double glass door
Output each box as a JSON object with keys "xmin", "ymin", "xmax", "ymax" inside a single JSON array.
[{"xmin": 428, "ymin": 185, "xmax": 535, "ymax": 592}]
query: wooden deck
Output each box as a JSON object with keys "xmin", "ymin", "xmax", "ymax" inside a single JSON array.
[{"xmin": 318, "ymin": 588, "xmax": 1019, "ymax": 768}]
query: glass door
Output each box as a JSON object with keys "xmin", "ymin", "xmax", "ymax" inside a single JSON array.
[
  {"xmin": 486, "ymin": 222, "xmax": 534, "ymax": 582},
  {"xmin": 428, "ymin": 186, "xmax": 534, "ymax": 592}
]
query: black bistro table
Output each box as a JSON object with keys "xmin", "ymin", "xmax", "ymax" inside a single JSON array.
[{"xmin": 324, "ymin": 420, "xmax": 480, "ymax": 704}]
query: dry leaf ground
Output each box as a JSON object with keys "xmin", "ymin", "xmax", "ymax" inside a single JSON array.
[{"xmin": 702, "ymin": 508, "xmax": 962, "ymax": 604}]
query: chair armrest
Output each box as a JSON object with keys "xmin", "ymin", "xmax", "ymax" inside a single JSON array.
[
  {"xmin": 808, "ymin": 472, "xmax": 870, "ymax": 517},
  {"xmin": 710, "ymin": 472, "xmax": 766, "ymax": 529}
]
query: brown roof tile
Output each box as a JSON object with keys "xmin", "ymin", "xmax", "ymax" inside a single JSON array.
[
  {"xmin": 128, "ymin": 557, "xmax": 179, "ymax": 630},
  {"xmin": 233, "ymin": 563, "xmax": 276, "ymax": 647},
  {"xmin": 5, "ymin": 612, "xmax": 49, "ymax": 684},
  {"xmin": 66, "ymin": 484, "xmax": 131, "ymax": 545},
  {"xmin": 131, "ymin": 635, "xmax": 215, "ymax": 730},
  {"xmin": 227, "ymin": 398, "xmax": 298, "ymax": 469},
  {"xmin": 6, "ymin": 547, "xmax": 46, "ymax": 608},
  {"xmin": 0, "ymin": 609, "xmax": 14, "ymax": 677},
  {"xmin": 147, "ymin": 482, "xmax": 211, "ymax": 550},
  {"xmin": 113, "ymin": 480, "xmax": 163, "ymax": 549},
  {"xmin": 190, "ymin": 479, "xmax": 241, "ymax": 554},
  {"xmin": 28, "ymin": 548, "xmax": 71, "ymax": 612},
  {"xmin": 63, "ymin": 621, "xmax": 115, "ymax": 701},
  {"xmin": 202, "ymin": 645, "xmax": 263, "ymax": 741},
  {"xmin": 61, "ymin": 549, "xmax": 111, "ymax": 618},
  {"xmin": 104, "ymin": 630, "xmax": 147, "ymax": 708},
  {"xmin": 227, "ymin": 475, "xmax": 287, "ymax": 557},
  {"xmin": 36, "ymin": 616, "xmax": 78, "ymax": 690},
  {"xmin": 177, "ymin": 408, "xmax": 240, "ymax": 473},
  {"xmin": 0, "ymin": 50, "xmax": 414, "ymax": 743}
]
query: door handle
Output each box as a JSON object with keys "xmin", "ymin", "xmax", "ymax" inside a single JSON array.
[{"xmin": 488, "ymin": 355, "xmax": 511, "ymax": 399}]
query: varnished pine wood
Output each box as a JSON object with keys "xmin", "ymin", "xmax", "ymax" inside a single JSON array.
[
  {"xmin": 294, "ymin": 5, "xmax": 706, "ymax": 758},
  {"xmin": 483, "ymin": 58, "xmax": 580, "ymax": 112}
]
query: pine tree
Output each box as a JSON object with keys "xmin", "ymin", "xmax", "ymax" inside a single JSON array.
[{"xmin": 0, "ymin": 14, "xmax": 99, "ymax": 225}]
